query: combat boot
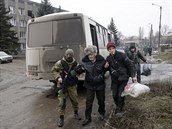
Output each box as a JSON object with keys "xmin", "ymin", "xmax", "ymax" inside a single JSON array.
[
  {"xmin": 82, "ymin": 118, "xmax": 91, "ymax": 126},
  {"xmin": 98, "ymin": 113, "xmax": 105, "ymax": 121},
  {"xmin": 58, "ymin": 115, "xmax": 64, "ymax": 127},
  {"xmin": 74, "ymin": 111, "xmax": 81, "ymax": 120}
]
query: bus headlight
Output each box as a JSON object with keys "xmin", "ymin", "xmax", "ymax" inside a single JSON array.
[{"xmin": 28, "ymin": 65, "xmax": 38, "ymax": 71}]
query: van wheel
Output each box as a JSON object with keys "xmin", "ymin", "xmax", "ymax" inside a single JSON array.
[{"xmin": 0, "ymin": 60, "xmax": 2, "ymax": 64}]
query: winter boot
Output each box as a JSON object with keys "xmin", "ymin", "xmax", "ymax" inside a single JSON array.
[
  {"xmin": 58, "ymin": 115, "xmax": 64, "ymax": 127},
  {"xmin": 115, "ymin": 107, "xmax": 124, "ymax": 118},
  {"xmin": 74, "ymin": 111, "xmax": 81, "ymax": 120},
  {"xmin": 82, "ymin": 118, "xmax": 91, "ymax": 126}
]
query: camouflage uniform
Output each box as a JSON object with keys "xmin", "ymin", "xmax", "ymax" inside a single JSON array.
[{"xmin": 51, "ymin": 49, "xmax": 81, "ymax": 127}]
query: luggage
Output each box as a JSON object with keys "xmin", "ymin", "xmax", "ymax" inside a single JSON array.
[{"xmin": 141, "ymin": 64, "xmax": 152, "ymax": 76}]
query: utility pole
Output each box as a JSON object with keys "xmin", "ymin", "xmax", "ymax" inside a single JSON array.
[
  {"xmin": 152, "ymin": 3, "xmax": 162, "ymax": 51},
  {"xmin": 150, "ymin": 24, "xmax": 153, "ymax": 47}
]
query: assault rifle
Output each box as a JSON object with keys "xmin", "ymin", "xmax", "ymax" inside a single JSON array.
[{"xmin": 60, "ymin": 67, "xmax": 70, "ymax": 93}]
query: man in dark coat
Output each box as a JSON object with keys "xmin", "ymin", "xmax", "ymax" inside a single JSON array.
[
  {"xmin": 127, "ymin": 46, "xmax": 147, "ymax": 83},
  {"xmin": 105, "ymin": 42, "xmax": 136, "ymax": 117},
  {"xmin": 72, "ymin": 45, "xmax": 106, "ymax": 126}
]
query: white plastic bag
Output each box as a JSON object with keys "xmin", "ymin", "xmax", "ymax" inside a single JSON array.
[{"xmin": 121, "ymin": 83, "xmax": 150, "ymax": 97}]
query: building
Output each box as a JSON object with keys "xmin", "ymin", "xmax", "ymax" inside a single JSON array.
[
  {"xmin": 4, "ymin": 0, "xmax": 66, "ymax": 54},
  {"xmin": 162, "ymin": 32, "xmax": 172, "ymax": 47}
]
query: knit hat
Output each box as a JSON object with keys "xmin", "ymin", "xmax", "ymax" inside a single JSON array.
[
  {"xmin": 65, "ymin": 49, "xmax": 74, "ymax": 58},
  {"xmin": 107, "ymin": 42, "xmax": 116, "ymax": 50},
  {"xmin": 129, "ymin": 46, "xmax": 136, "ymax": 50},
  {"xmin": 84, "ymin": 45, "xmax": 97, "ymax": 55}
]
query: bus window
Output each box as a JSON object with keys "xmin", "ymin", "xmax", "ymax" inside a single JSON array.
[
  {"xmin": 28, "ymin": 21, "xmax": 52, "ymax": 47},
  {"xmin": 90, "ymin": 24, "xmax": 99, "ymax": 53},
  {"xmin": 53, "ymin": 18, "xmax": 85, "ymax": 45},
  {"xmin": 108, "ymin": 33, "xmax": 111, "ymax": 42}
]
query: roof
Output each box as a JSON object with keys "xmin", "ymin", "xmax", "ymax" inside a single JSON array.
[{"xmin": 163, "ymin": 32, "xmax": 172, "ymax": 37}]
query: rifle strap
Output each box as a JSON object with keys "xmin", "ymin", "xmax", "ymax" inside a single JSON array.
[{"xmin": 61, "ymin": 60, "xmax": 77, "ymax": 75}]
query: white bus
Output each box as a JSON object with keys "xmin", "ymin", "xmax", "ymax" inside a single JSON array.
[
  {"xmin": 26, "ymin": 12, "xmax": 114, "ymax": 80},
  {"xmin": 125, "ymin": 41, "xmax": 141, "ymax": 50},
  {"xmin": 125, "ymin": 41, "xmax": 139, "ymax": 48}
]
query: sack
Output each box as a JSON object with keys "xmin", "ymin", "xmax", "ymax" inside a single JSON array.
[
  {"xmin": 121, "ymin": 82, "xmax": 150, "ymax": 97},
  {"xmin": 141, "ymin": 64, "xmax": 152, "ymax": 76}
]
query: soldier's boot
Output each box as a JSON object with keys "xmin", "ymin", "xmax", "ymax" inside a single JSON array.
[
  {"xmin": 74, "ymin": 111, "xmax": 81, "ymax": 120},
  {"xmin": 58, "ymin": 115, "xmax": 64, "ymax": 127},
  {"xmin": 98, "ymin": 113, "xmax": 105, "ymax": 121}
]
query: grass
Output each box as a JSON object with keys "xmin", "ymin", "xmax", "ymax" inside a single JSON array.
[
  {"xmin": 153, "ymin": 51, "xmax": 172, "ymax": 64},
  {"xmin": 104, "ymin": 80, "xmax": 172, "ymax": 129}
]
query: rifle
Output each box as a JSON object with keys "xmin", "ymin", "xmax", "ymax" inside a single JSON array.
[
  {"xmin": 59, "ymin": 60, "xmax": 78, "ymax": 93},
  {"xmin": 60, "ymin": 67, "xmax": 70, "ymax": 93}
]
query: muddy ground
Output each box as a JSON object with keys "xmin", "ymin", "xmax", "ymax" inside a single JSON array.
[
  {"xmin": 0, "ymin": 58, "xmax": 113, "ymax": 129},
  {"xmin": 0, "ymin": 58, "xmax": 172, "ymax": 129}
]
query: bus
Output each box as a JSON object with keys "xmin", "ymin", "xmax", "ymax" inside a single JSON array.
[
  {"xmin": 125, "ymin": 41, "xmax": 141, "ymax": 50},
  {"xmin": 26, "ymin": 12, "xmax": 114, "ymax": 80},
  {"xmin": 125, "ymin": 41, "xmax": 139, "ymax": 48}
]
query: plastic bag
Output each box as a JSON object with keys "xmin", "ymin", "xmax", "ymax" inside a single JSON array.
[
  {"xmin": 141, "ymin": 64, "xmax": 152, "ymax": 76},
  {"xmin": 121, "ymin": 82, "xmax": 150, "ymax": 97}
]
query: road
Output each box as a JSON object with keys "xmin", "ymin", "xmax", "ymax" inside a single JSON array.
[
  {"xmin": 0, "ymin": 58, "xmax": 172, "ymax": 129},
  {"xmin": 0, "ymin": 59, "xmax": 113, "ymax": 129}
]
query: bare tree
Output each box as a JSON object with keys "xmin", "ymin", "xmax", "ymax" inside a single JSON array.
[
  {"xmin": 161, "ymin": 25, "xmax": 171, "ymax": 35},
  {"xmin": 139, "ymin": 27, "xmax": 144, "ymax": 40},
  {"xmin": 117, "ymin": 31, "xmax": 125, "ymax": 46},
  {"xmin": 153, "ymin": 31, "xmax": 159, "ymax": 48}
]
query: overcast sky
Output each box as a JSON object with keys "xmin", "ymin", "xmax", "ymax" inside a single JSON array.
[{"xmin": 31, "ymin": 0, "xmax": 172, "ymax": 37}]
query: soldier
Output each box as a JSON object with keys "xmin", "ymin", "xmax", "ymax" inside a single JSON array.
[{"xmin": 51, "ymin": 49, "xmax": 81, "ymax": 127}]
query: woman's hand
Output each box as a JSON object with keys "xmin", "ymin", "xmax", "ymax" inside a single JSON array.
[{"xmin": 104, "ymin": 61, "xmax": 109, "ymax": 68}]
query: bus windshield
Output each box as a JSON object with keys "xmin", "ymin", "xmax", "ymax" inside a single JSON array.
[{"xmin": 28, "ymin": 18, "xmax": 85, "ymax": 47}]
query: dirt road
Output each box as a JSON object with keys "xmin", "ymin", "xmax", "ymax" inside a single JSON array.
[
  {"xmin": 0, "ymin": 58, "xmax": 172, "ymax": 129},
  {"xmin": 0, "ymin": 59, "xmax": 113, "ymax": 129}
]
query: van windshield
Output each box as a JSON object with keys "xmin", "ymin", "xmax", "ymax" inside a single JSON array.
[{"xmin": 28, "ymin": 18, "xmax": 85, "ymax": 47}]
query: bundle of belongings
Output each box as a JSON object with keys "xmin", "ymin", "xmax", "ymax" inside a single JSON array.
[
  {"xmin": 141, "ymin": 64, "xmax": 152, "ymax": 76},
  {"xmin": 121, "ymin": 82, "xmax": 150, "ymax": 97}
]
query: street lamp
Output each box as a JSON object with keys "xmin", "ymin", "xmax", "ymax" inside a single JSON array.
[{"xmin": 152, "ymin": 3, "xmax": 162, "ymax": 51}]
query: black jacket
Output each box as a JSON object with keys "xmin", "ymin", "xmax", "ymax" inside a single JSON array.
[
  {"xmin": 127, "ymin": 50, "xmax": 146, "ymax": 64},
  {"xmin": 106, "ymin": 51, "xmax": 136, "ymax": 81},
  {"xmin": 80, "ymin": 54, "xmax": 106, "ymax": 90}
]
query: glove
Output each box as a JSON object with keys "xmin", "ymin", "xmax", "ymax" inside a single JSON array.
[
  {"xmin": 132, "ymin": 77, "xmax": 137, "ymax": 83},
  {"xmin": 74, "ymin": 65, "xmax": 85, "ymax": 74},
  {"xmin": 110, "ymin": 68, "xmax": 118, "ymax": 77},
  {"xmin": 70, "ymin": 70, "xmax": 77, "ymax": 77}
]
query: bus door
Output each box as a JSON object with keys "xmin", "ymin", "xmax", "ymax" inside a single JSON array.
[{"xmin": 90, "ymin": 24, "xmax": 99, "ymax": 53}]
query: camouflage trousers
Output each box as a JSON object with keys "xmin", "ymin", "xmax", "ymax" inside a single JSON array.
[{"xmin": 58, "ymin": 85, "xmax": 79, "ymax": 116}]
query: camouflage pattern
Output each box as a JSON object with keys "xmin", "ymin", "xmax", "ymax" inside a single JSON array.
[{"xmin": 51, "ymin": 57, "xmax": 79, "ymax": 115}]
